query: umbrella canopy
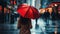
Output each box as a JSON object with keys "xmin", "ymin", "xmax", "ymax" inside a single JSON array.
[{"xmin": 17, "ymin": 3, "xmax": 40, "ymax": 19}]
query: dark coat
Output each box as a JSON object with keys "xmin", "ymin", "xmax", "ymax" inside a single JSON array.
[
  {"xmin": 18, "ymin": 17, "xmax": 32, "ymax": 34},
  {"xmin": 51, "ymin": 6, "xmax": 58, "ymax": 20},
  {"xmin": 43, "ymin": 11, "xmax": 50, "ymax": 19}
]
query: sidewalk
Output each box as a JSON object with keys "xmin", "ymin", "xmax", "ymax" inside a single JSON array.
[{"xmin": 0, "ymin": 18, "xmax": 46, "ymax": 34}]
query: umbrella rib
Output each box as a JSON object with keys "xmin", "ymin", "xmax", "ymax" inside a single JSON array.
[
  {"xmin": 24, "ymin": 7, "xmax": 30, "ymax": 18},
  {"xmin": 31, "ymin": 7, "xmax": 35, "ymax": 19}
]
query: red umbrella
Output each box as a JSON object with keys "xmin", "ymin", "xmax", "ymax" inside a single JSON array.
[{"xmin": 17, "ymin": 3, "xmax": 40, "ymax": 19}]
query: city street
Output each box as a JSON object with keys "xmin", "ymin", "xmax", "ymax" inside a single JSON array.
[
  {"xmin": 31, "ymin": 17, "xmax": 60, "ymax": 34},
  {"xmin": 16, "ymin": 17, "xmax": 60, "ymax": 34},
  {"xmin": 0, "ymin": 17, "xmax": 60, "ymax": 34},
  {"xmin": 0, "ymin": 0, "xmax": 60, "ymax": 34},
  {"xmin": 31, "ymin": 18, "xmax": 46, "ymax": 34}
]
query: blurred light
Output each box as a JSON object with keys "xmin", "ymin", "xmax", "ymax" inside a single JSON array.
[
  {"xmin": 7, "ymin": 9, "xmax": 10, "ymax": 13},
  {"xmin": 58, "ymin": 11, "xmax": 60, "ymax": 14},
  {"xmin": 51, "ymin": 5, "xmax": 54, "ymax": 7},
  {"xmin": 10, "ymin": 0, "xmax": 16, "ymax": 5},
  {"xmin": 55, "ymin": 30, "xmax": 57, "ymax": 34},
  {"xmin": 39, "ymin": 8, "xmax": 45, "ymax": 14},
  {"xmin": 54, "ymin": 27, "xmax": 57, "ymax": 34},
  {"xmin": 7, "ymin": 5, "xmax": 12, "ymax": 9},
  {"xmin": 55, "ymin": 4, "xmax": 58, "ymax": 6},
  {"xmin": 21, "ymin": 3, "xmax": 30, "ymax": 6},
  {"xmin": 0, "ymin": 5, "xmax": 2, "ymax": 11},
  {"xmin": 14, "ymin": 12, "xmax": 18, "ymax": 14},
  {"xmin": 48, "ymin": 7, "xmax": 52, "ymax": 14},
  {"xmin": 4, "ymin": 7, "xmax": 8, "ymax": 13},
  {"xmin": 14, "ymin": 1, "xmax": 16, "ymax": 5},
  {"xmin": 14, "ymin": 5, "xmax": 17, "ymax": 8},
  {"xmin": 44, "ymin": 2, "xmax": 47, "ymax": 5},
  {"xmin": 54, "ymin": 31, "xmax": 57, "ymax": 34},
  {"xmin": 10, "ymin": 1, "xmax": 13, "ymax": 4}
]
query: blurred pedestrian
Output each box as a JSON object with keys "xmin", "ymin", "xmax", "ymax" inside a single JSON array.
[
  {"xmin": 51, "ymin": 5, "xmax": 58, "ymax": 20},
  {"xmin": 35, "ymin": 18, "xmax": 39, "ymax": 29},
  {"xmin": 44, "ymin": 9, "xmax": 50, "ymax": 25},
  {"xmin": 4, "ymin": 7, "xmax": 7, "ymax": 22},
  {"xmin": 18, "ymin": 16, "xmax": 32, "ymax": 34}
]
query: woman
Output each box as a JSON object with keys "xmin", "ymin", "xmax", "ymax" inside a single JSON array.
[{"xmin": 18, "ymin": 16, "xmax": 32, "ymax": 34}]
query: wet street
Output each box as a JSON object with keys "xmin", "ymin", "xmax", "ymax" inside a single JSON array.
[
  {"xmin": 31, "ymin": 18, "xmax": 46, "ymax": 34},
  {"xmin": 0, "ymin": 17, "xmax": 60, "ymax": 34},
  {"xmin": 30, "ymin": 17, "xmax": 60, "ymax": 34},
  {"xmin": 4, "ymin": 16, "xmax": 59, "ymax": 34},
  {"xmin": 0, "ymin": 0, "xmax": 60, "ymax": 34},
  {"xmin": 17, "ymin": 18, "xmax": 46, "ymax": 34}
]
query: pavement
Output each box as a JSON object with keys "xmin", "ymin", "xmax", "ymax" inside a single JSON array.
[
  {"xmin": 0, "ymin": 17, "xmax": 60, "ymax": 34},
  {"xmin": 30, "ymin": 18, "xmax": 46, "ymax": 34},
  {"xmin": 0, "ymin": 18, "xmax": 46, "ymax": 34}
]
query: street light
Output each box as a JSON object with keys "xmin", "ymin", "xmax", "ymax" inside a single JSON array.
[
  {"xmin": 7, "ymin": 5, "xmax": 12, "ymax": 9},
  {"xmin": 55, "ymin": 4, "xmax": 58, "ymax": 6}
]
